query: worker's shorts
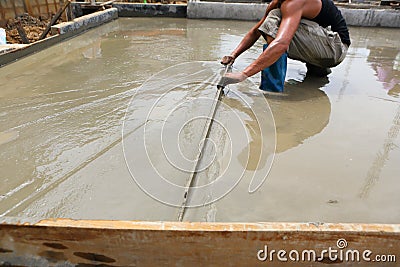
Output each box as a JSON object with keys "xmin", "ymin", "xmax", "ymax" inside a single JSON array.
[{"xmin": 258, "ymin": 9, "xmax": 348, "ymax": 68}]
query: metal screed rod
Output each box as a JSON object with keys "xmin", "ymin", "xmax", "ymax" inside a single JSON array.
[{"xmin": 177, "ymin": 64, "xmax": 232, "ymax": 221}]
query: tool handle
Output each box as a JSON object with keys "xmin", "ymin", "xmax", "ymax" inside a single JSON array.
[{"xmin": 217, "ymin": 63, "xmax": 233, "ymax": 90}]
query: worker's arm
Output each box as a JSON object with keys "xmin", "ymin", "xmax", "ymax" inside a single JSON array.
[
  {"xmin": 221, "ymin": 0, "xmax": 304, "ymax": 84},
  {"xmin": 221, "ymin": 0, "xmax": 280, "ymax": 65},
  {"xmin": 242, "ymin": 0, "xmax": 303, "ymax": 77}
]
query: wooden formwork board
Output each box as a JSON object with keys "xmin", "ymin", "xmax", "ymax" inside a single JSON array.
[
  {"xmin": 0, "ymin": 219, "xmax": 399, "ymax": 266},
  {"xmin": 0, "ymin": 0, "xmax": 59, "ymax": 26}
]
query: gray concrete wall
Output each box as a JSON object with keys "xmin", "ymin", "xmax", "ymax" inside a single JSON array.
[
  {"xmin": 188, "ymin": 2, "xmax": 267, "ymax": 20},
  {"xmin": 340, "ymin": 8, "xmax": 400, "ymax": 27},
  {"xmin": 114, "ymin": 3, "xmax": 187, "ymax": 18},
  {"xmin": 187, "ymin": 2, "xmax": 400, "ymax": 27},
  {"xmin": 51, "ymin": 8, "xmax": 119, "ymax": 35}
]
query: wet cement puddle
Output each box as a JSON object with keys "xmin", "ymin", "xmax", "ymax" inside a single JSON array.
[{"xmin": 0, "ymin": 18, "xmax": 399, "ymax": 223}]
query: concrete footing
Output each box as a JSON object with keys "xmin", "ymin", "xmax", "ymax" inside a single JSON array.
[
  {"xmin": 51, "ymin": 7, "xmax": 118, "ymax": 35},
  {"xmin": 188, "ymin": 2, "xmax": 267, "ymax": 20},
  {"xmin": 187, "ymin": 1, "xmax": 400, "ymax": 27},
  {"xmin": 340, "ymin": 8, "xmax": 400, "ymax": 27}
]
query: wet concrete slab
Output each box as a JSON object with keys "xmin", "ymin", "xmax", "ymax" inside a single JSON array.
[
  {"xmin": 0, "ymin": 18, "xmax": 399, "ymax": 223},
  {"xmin": 184, "ymin": 25, "xmax": 400, "ymax": 223}
]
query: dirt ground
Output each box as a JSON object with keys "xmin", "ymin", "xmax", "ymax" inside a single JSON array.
[{"xmin": 5, "ymin": 13, "xmax": 62, "ymax": 44}]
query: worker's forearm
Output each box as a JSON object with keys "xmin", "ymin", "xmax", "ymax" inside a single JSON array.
[
  {"xmin": 231, "ymin": 30, "xmax": 261, "ymax": 58},
  {"xmin": 242, "ymin": 40, "xmax": 288, "ymax": 77},
  {"xmin": 230, "ymin": 0, "xmax": 279, "ymax": 59}
]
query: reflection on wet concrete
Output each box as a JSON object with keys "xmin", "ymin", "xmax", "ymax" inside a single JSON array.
[
  {"xmin": 183, "ymin": 75, "xmax": 331, "ymax": 222},
  {"xmin": 0, "ymin": 19, "xmax": 399, "ymax": 223},
  {"xmin": 266, "ymin": 76, "xmax": 331, "ymax": 153},
  {"xmin": 359, "ymin": 105, "xmax": 400, "ymax": 198},
  {"xmin": 182, "ymin": 76, "xmax": 275, "ymax": 216},
  {"xmin": 367, "ymin": 46, "xmax": 400, "ymax": 98},
  {"xmin": 351, "ymin": 29, "xmax": 400, "ymax": 200},
  {"xmin": 358, "ymin": 40, "xmax": 400, "ymax": 199},
  {"xmin": 180, "ymin": 26, "xmax": 400, "ymax": 223}
]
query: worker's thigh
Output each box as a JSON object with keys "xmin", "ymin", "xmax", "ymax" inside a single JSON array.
[{"xmin": 258, "ymin": 9, "xmax": 348, "ymax": 68}]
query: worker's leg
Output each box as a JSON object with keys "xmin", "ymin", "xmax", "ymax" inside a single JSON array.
[
  {"xmin": 258, "ymin": 9, "xmax": 281, "ymax": 43},
  {"xmin": 258, "ymin": 9, "xmax": 287, "ymax": 92},
  {"xmin": 258, "ymin": 9, "xmax": 348, "ymax": 75},
  {"xmin": 259, "ymin": 43, "xmax": 287, "ymax": 92},
  {"xmin": 289, "ymin": 18, "xmax": 348, "ymax": 77}
]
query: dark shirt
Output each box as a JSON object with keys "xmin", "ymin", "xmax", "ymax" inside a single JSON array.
[{"xmin": 311, "ymin": 0, "xmax": 351, "ymax": 46}]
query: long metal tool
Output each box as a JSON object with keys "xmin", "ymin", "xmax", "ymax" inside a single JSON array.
[{"xmin": 177, "ymin": 64, "xmax": 232, "ymax": 221}]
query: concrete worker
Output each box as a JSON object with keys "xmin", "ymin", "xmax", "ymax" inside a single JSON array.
[{"xmin": 220, "ymin": 0, "xmax": 351, "ymax": 92}]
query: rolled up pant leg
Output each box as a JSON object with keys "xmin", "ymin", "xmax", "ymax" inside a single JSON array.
[{"xmin": 258, "ymin": 9, "xmax": 348, "ymax": 68}]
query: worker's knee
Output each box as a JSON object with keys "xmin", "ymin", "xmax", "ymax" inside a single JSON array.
[
  {"xmin": 258, "ymin": 9, "xmax": 282, "ymax": 40},
  {"xmin": 267, "ymin": 9, "xmax": 282, "ymax": 21}
]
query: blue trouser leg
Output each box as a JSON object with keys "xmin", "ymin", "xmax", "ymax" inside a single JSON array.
[{"xmin": 259, "ymin": 43, "xmax": 287, "ymax": 92}]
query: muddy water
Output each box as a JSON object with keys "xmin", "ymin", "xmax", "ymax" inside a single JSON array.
[{"xmin": 0, "ymin": 18, "xmax": 399, "ymax": 223}]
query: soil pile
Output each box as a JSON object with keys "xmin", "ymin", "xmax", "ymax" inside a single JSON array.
[{"xmin": 5, "ymin": 13, "xmax": 62, "ymax": 44}]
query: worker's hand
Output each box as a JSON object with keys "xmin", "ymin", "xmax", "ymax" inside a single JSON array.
[
  {"xmin": 220, "ymin": 55, "xmax": 236, "ymax": 65},
  {"xmin": 219, "ymin": 72, "xmax": 247, "ymax": 87}
]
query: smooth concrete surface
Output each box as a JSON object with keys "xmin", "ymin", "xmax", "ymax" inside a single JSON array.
[
  {"xmin": 114, "ymin": 3, "xmax": 187, "ymax": 18},
  {"xmin": 51, "ymin": 7, "xmax": 118, "ymax": 35},
  {"xmin": 187, "ymin": 1, "xmax": 400, "ymax": 27}
]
